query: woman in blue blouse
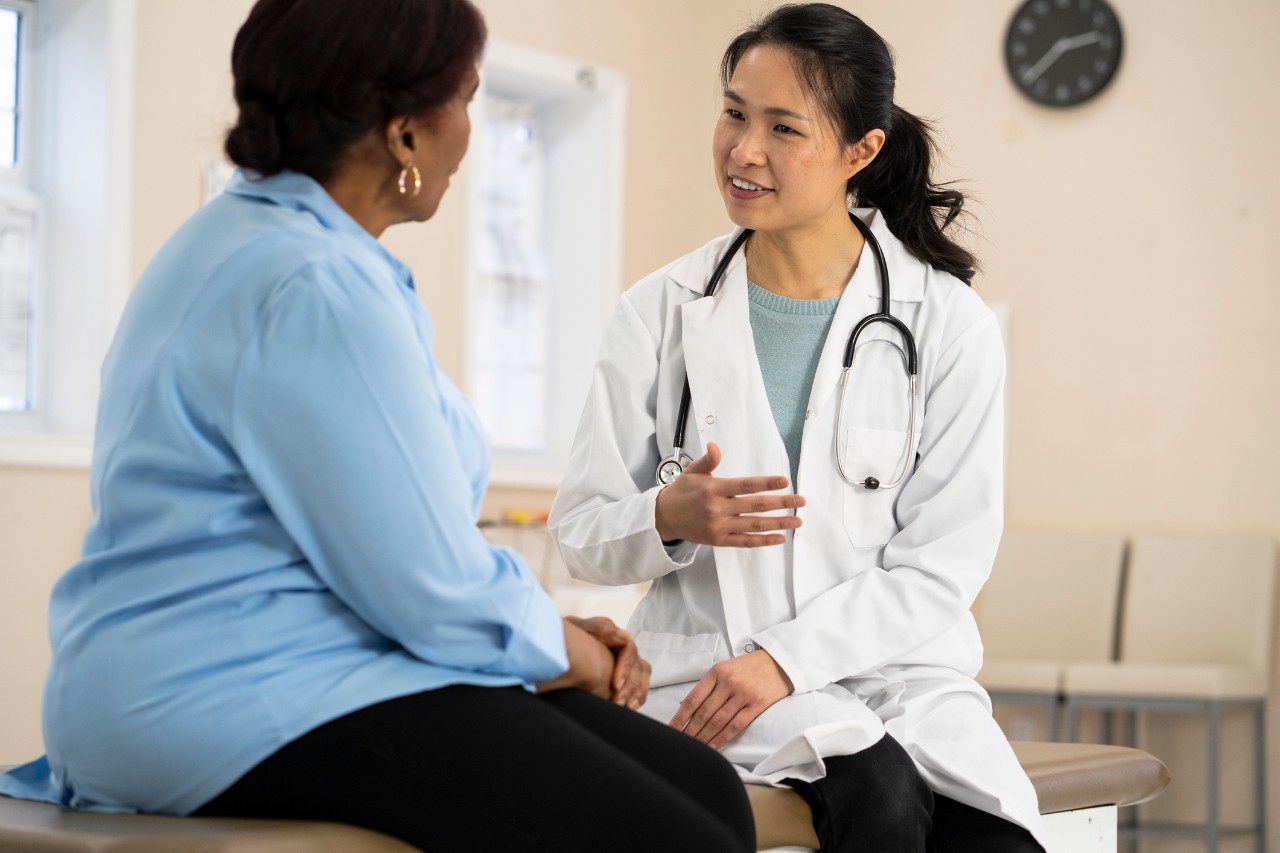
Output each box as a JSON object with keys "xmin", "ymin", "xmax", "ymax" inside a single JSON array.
[{"xmin": 0, "ymin": 1, "xmax": 754, "ymax": 850}]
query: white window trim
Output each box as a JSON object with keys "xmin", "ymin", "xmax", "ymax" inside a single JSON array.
[
  {"xmin": 465, "ymin": 40, "xmax": 627, "ymax": 488},
  {"xmin": 0, "ymin": 0, "xmax": 135, "ymax": 468},
  {"xmin": 0, "ymin": 0, "xmax": 36, "ymax": 186}
]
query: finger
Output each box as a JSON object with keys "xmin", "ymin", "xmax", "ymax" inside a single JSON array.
[
  {"xmin": 619, "ymin": 658, "xmax": 652, "ymax": 710},
  {"xmin": 723, "ymin": 514, "xmax": 802, "ymax": 536},
  {"xmin": 669, "ymin": 675, "xmax": 715, "ymax": 731},
  {"xmin": 616, "ymin": 658, "xmax": 646, "ymax": 707},
  {"xmin": 692, "ymin": 695, "xmax": 747, "ymax": 746},
  {"xmin": 712, "ymin": 474, "xmax": 794, "ymax": 497},
  {"xmin": 568, "ymin": 615, "xmax": 617, "ymax": 637},
  {"xmin": 681, "ymin": 442, "xmax": 722, "ymax": 476},
  {"xmin": 680, "ymin": 684, "xmax": 732, "ymax": 741},
  {"xmin": 612, "ymin": 642, "xmax": 639, "ymax": 692},
  {"xmin": 631, "ymin": 659, "xmax": 652, "ymax": 709},
  {"xmin": 572, "ymin": 618, "xmax": 631, "ymax": 652},
  {"xmin": 718, "ymin": 532, "xmax": 790, "ymax": 548},
  {"xmin": 728, "ymin": 494, "xmax": 807, "ymax": 514},
  {"xmin": 706, "ymin": 705, "xmax": 762, "ymax": 750}
]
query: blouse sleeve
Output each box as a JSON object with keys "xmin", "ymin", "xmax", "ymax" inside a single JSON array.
[{"xmin": 230, "ymin": 259, "xmax": 567, "ymax": 685}]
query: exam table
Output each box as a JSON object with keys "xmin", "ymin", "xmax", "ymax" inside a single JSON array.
[{"xmin": 0, "ymin": 741, "xmax": 1168, "ymax": 852}]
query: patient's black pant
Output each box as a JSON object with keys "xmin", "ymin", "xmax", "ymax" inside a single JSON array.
[
  {"xmin": 195, "ymin": 685, "xmax": 754, "ymax": 853},
  {"xmin": 784, "ymin": 732, "xmax": 1046, "ymax": 852}
]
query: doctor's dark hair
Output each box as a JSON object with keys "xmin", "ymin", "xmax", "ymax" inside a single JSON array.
[
  {"xmin": 225, "ymin": 0, "xmax": 486, "ymax": 183},
  {"xmin": 721, "ymin": 3, "xmax": 977, "ymax": 285}
]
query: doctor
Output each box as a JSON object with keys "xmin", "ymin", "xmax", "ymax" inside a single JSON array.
[{"xmin": 550, "ymin": 4, "xmax": 1047, "ymax": 851}]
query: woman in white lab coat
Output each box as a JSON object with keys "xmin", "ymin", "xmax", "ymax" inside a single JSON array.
[{"xmin": 550, "ymin": 5, "xmax": 1047, "ymax": 851}]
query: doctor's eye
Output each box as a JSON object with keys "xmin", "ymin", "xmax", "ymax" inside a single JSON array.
[
  {"xmin": 724, "ymin": 108, "xmax": 745, "ymax": 121},
  {"xmin": 774, "ymin": 124, "xmax": 798, "ymax": 135}
]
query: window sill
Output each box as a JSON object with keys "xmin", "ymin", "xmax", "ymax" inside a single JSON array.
[{"xmin": 0, "ymin": 432, "xmax": 92, "ymax": 468}]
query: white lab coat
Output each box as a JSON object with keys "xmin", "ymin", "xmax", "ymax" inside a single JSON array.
[{"xmin": 549, "ymin": 209, "xmax": 1047, "ymax": 846}]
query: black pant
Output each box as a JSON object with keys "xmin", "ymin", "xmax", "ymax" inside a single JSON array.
[
  {"xmin": 784, "ymin": 733, "xmax": 1045, "ymax": 852},
  {"xmin": 196, "ymin": 685, "xmax": 754, "ymax": 852}
]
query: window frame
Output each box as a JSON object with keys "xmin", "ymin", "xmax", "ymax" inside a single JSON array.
[{"xmin": 0, "ymin": 0, "xmax": 135, "ymax": 466}]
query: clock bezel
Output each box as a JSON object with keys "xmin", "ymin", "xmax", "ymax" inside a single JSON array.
[{"xmin": 1004, "ymin": 0, "xmax": 1124, "ymax": 108}]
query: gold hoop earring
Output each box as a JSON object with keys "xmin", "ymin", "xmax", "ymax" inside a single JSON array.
[{"xmin": 398, "ymin": 163, "xmax": 422, "ymax": 198}]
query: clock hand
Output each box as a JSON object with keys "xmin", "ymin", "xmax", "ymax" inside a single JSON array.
[
  {"xmin": 1020, "ymin": 30, "xmax": 1104, "ymax": 85},
  {"xmin": 1058, "ymin": 30, "xmax": 1104, "ymax": 52}
]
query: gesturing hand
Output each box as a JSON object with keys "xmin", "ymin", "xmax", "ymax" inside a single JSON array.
[
  {"xmin": 655, "ymin": 443, "xmax": 805, "ymax": 547},
  {"xmin": 669, "ymin": 650, "xmax": 794, "ymax": 750},
  {"xmin": 567, "ymin": 615, "xmax": 651, "ymax": 709}
]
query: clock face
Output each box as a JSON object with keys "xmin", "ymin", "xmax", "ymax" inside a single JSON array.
[{"xmin": 1005, "ymin": 0, "xmax": 1123, "ymax": 107}]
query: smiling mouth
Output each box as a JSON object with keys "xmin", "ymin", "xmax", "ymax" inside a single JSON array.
[{"xmin": 730, "ymin": 176, "xmax": 770, "ymax": 191}]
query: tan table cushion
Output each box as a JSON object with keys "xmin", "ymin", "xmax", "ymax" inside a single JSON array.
[
  {"xmin": 1011, "ymin": 741, "xmax": 1170, "ymax": 814},
  {"xmin": 2, "ymin": 742, "xmax": 1171, "ymax": 850},
  {"xmin": 0, "ymin": 793, "xmax": 416, "ymax": 852}
]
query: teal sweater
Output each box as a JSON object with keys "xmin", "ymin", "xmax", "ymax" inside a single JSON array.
[{"xmin": 747, "ymin": 282, "xmax": 840, "ymax": 487}]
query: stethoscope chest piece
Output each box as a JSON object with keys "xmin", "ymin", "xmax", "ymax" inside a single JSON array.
[{"xmin": 656, "ymin": 452, "xmax": 692, "ymax": 487}]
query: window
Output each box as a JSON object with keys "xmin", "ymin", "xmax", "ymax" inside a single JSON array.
[
  {"xmin": 0, "ymin": 0, "xmax": 34, "ymax": 414},
  {"xmin": 0, "ymin": 0, "xmax": 134, "ymax": 466},
  {"xmin": 466, "ymin": 42, "xmax": 627, "ymax": 486}
]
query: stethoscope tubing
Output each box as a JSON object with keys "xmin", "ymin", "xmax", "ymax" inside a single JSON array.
[{"xmin": 658, "ymin": 213, "xmax": 919, "ymax": 489}]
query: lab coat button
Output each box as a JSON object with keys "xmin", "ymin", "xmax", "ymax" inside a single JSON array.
[
  {"xmin": 706, "ymin": 415, "xmax": 715, "ymax": 424},
  {"xmin": 804, "ymin": 409, "xmax": 811, "ymax": 420},
  {"xmin": 743, "ymin": 642, "xmax": 758, "ymax": 653}
]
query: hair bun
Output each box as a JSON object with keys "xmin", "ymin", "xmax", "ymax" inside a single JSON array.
[{"xmin": 225, "ymin": 98, "xmax": 284, "ymax": 175}]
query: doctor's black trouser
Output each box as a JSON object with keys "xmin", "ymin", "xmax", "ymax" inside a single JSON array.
[
  {"xmin": 783, "ymin": 733, "xmax": 1046, "ymax": 853},
  {"xmin": 194, "ymin": 685, "xmax": 755, "ymax": 853}
]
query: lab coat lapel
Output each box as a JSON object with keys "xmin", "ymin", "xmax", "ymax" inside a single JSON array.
[
  {"xmin": 679, "ymin": 251, "xmax": 787, "ymax": 482},
  {"xmin": 679, "ymin": 251, "xmax": 789, "ymax": 650}
]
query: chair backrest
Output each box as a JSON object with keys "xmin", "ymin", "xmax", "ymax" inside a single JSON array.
[
  {"xmin": 974, "ymin": 531, "xmax": 1126, "ymax": 662},
  {"xmin": 1121, "ymin": 534, "xmax": 1276, "ymax": 673}
]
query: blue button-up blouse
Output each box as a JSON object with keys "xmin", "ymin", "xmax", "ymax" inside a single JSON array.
[{"xmin": 0, "ymin": 171, "xmax": 568, "ymax": 815}]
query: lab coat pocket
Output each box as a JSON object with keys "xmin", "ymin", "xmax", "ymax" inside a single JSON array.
[
  {"xmin": 635, "ymin": 630, "xmax": 721, "ymax": 688},
  {"xmin": 841, "ymin": 428, "xmax": 910, "ymax": 547}
]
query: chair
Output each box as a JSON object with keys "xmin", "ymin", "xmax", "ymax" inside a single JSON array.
[
  {"xmin": 973, "ymin": 531, "xmax": 1127, "ymax": 740},
  {"xmin": 1062, "ymin": 534, "xmax": 1275, "ymax": 852}
]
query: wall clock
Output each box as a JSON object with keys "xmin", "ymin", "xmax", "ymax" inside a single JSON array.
[{"xmin": 1005, "ymin": 0, "xmax": 1123, "ymax": 107}]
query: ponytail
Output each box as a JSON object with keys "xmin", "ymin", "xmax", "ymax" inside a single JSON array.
[
  {"xmin": 852, "ymin": 105, "xmax": 976, "ymax": 285},
  {"xmin": 722, "ymin": 3, "xmax": 979, "ymax": 286}
]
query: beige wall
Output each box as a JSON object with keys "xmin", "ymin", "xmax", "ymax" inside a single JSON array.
[
  {"xmin": 0, "ymin": 468, "xmax": 91, "ymax": 762},
  {"xmin": 2, "ymin": 1, "xmax": 1277, "ymax": 847}
]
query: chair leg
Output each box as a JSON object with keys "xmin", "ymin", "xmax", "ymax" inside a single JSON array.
[
  {"xmin": 1064, "ymin": 700, "xmax": 1079, "ymax": 743},
  {"xmin": 1047, "ymin": 695, "xmax": 1060, "ymax": 742},
  {"xmin": 1206, "ymin": 700, "xmax": 1220, "ymax": 853},
  {"xmin": 1255, "ymin": 702, "xmax": 1266, "ymax": 853}
]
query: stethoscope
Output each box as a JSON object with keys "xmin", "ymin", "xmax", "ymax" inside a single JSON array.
[{"xmin": 656, "ymin": 212, "xmax": 919, "ymax": 491}]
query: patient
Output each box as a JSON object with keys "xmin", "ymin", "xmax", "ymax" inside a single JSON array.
[{"xmin": 0, "ymin": 1, "xmax": 754, "ymax": 850}]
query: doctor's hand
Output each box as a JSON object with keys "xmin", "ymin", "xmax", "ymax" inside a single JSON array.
[
  {"xmin": 670, "ymin": 650, "xmax": 794, "ymax": 750},
  {"xmin": 655, "ymin": 443, "xmax": 805, "ymax": 547},
  {"xmin": 566, "ymin": 615, "xmax": 651, "ymax": 709}
]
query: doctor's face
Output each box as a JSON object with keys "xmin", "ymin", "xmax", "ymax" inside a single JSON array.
[{"xmin": 712, "ymin": 46, "xmax": 859, "ymax": 237}]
